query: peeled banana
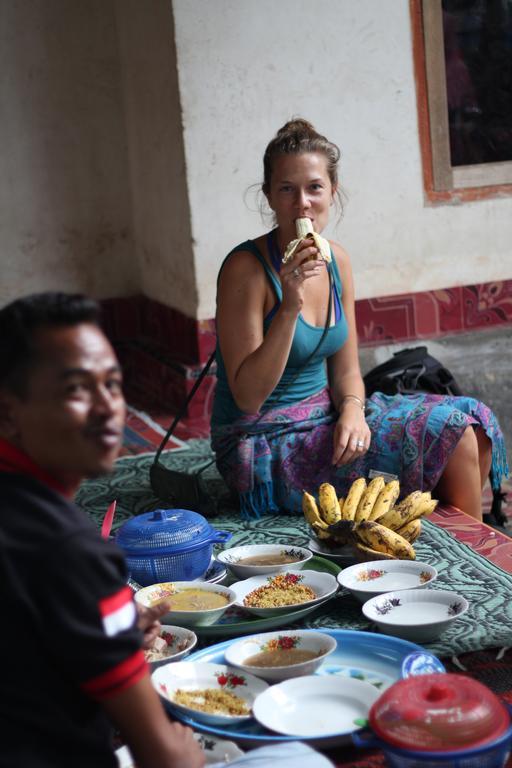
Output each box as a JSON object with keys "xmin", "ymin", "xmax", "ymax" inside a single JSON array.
[
  {"xmin": 282, "ymin": 218, "xmax": 331, "ymax": 263},
  {"xmin": 302, "ymin": 475, "xmax": 438, "ymax": 561}
]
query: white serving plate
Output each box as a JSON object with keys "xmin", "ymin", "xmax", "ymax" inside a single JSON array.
[
  {"xmin": 252, "ymin": 675, "xmax": 380, "ymax": 738},
  {"xmin": 152, "ymin": 661, "xmax": 268, "ymax": 725},
  {"xmin": 198, "ymin": 558, "xmax": 228, "ymax": 585},
  {"xmin": 224, "ymin": 629, "xmax": 337, "ymax": 683},
  {"xmin": 166, "ymin": 628, "xmax": 444, "ymax": 748},
  {"xmin": 134, "ymin": 581, "xmax": 237, "ymax": 627},
  {"xmin": 229, "ymin": 569, "xmax": 338, "ymax": 617},
  {"xmin": 362, "ymin": 589, "xmax": 469, "ymax": 642},
  {"xmin": 217, "ymin": 544, "xmax": 312, "ymax": 579},
  {"xmin": 338, "ymin": 560, "xmax": 438, "ymax": 603}
]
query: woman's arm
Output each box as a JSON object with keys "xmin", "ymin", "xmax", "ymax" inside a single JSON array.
[
  {"xmin": 216, "ymin": 244, "xmax": 323, "ymax": 414},
  {"xmin": 327, "ymin": 243, "xmax": 371, "ymax": 466}
]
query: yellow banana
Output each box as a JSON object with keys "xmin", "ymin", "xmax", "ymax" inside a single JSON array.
[
  {"xmin": 355, "ymin": 520, "xmax": 416, "ymax": 560},
  {"xmin": 282, "ymin": 218, "xmax": 331, "ymax": 264},
  {"xmin": 379, "ymin": 491, "xmax": 437, "ymax": 530},
  {"xmin": 318, "ymin": 483, "xmax": 342, "ymax": 525},
  {"xmin": 302, "ymin": 491, "xmax": 328, "ymax": 530},
  {"xmin": 341, "ymin": 478, "xmax": 367, "ymax": 521},
  {"xmin": 312, "ymin": 523, "xmax": 332, "ymax": 540},
  {"xmin": 397, "ymin": 519, "xmax": 422, "ymax": 544},
  {"xmin": 367, "ymin": 480, "xmax": 400, "ymax": 521},
  {"xmin": 355, "ymin": 542, "xmax": 396, "ymax": 560},
  {"xmin": 355, "ymin": 476, "xmax": 386, "ymax": 522},
  {"xmin": 377, "ymin": 490, "xmax": 424, "ymax": 530}
]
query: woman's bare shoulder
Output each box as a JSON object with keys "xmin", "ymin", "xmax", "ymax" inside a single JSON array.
[
  {"xmin": 218, "ymin": 240, "xmax": 268, "ymax": 290},
  {"xmin": 329, "ymin": 240, "xmax": 352, "ymax": 273}
]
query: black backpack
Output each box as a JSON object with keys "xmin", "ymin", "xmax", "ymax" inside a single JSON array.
[
  {"xmin": 363, "ymin": 346, "xmax": 507, "ymax": 527},
  {"xmin": 363, "ymin": 346, "xmax": 463, "ymax": 398}
]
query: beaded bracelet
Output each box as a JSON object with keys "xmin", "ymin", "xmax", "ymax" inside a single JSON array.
[{"xmin": 340, "ymin": 394, "xmax": 366, "ymax": 412}]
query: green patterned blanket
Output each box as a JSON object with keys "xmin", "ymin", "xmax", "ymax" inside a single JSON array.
[{"xmin": 76, "ymin": 445, "xmax": 512, "ymax": 659}]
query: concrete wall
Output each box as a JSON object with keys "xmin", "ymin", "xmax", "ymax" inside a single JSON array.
[
  {"xmin": 116, "ymin": 0, "xmax": 197, "ymax": 317},
  {"xmin": 0, "ymin": 0, "xmax": 137, "ymax": 303},
  {"xmin": 173, "ymin": 0, "xmax": 512, "ymax": 319}
]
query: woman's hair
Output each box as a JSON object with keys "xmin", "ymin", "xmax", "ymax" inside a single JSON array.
[{"xmin": 262, "ymin": 118, "xmax": 341, "ymax": 196}]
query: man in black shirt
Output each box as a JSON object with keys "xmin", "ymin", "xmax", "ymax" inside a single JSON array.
[{"xmin": 0, "ymin": 292, "xmax": 205, "ymax": 768}]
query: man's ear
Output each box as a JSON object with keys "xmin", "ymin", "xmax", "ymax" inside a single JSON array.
[{"xmin": 0, "ymin": 390, "xmax": 20, "ymax": 440}]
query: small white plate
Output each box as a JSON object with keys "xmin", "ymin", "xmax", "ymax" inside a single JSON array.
[
  {"xmin": 229, "ymin": 570, "xmax": 338, "ymax": 617},
  {"xmin": 144, "ymin": 625, "xmax": 197, "ymax": 669},
  {"xmin": 198, "ymin": 559, "xmax": 228, "ymax": 585},
  {"xmin": 224, "ymin": 629, "xmax": 337, "ymax": 683},
  {"xmin": 217, "ymin": 544, "xmax": 312, "ymax": 579},
  {"xmin": 152, "ymin": 661, "xmax": 268, "ymax": 725},
  {"xmin": 362, "ymin": 589, "xmax": 469, "ymax": 642},
  {"xmin": 338, "ymin": 560, "xmax": 438, "ymax": 603},
  {"xmin": 252, "ymin": 675, "xmax": 380, "ymax": 737}
]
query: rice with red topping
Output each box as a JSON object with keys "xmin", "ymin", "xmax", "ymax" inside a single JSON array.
[{"xmin": 243, "ymin": 573, "xmax": 316, "ymax": 608}]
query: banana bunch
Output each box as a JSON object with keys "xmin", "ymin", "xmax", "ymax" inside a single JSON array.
[
  {"xmin": 302, "ymin": 478, "xmax": 438, "ymax": 560},
  {"xmin": 282, "ymin": 217, "xmax": 332, "ymax": 264}
]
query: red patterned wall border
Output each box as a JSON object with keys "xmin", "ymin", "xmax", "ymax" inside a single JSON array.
[{"xmin": 101, "ymin": 279, "xmax": 512, "ymax": 365}]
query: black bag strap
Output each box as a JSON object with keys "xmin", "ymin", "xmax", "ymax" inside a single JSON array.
[{"xmin": 152, "ymin": 264, "xmax": 334, "ymax": 472}]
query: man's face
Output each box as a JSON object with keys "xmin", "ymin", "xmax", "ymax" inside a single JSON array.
[{"xmin": 3, "ymin": 323, "xmax": 126, "ymax": 487}]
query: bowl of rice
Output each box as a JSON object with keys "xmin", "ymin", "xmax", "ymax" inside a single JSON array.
[
  {"xmin": 144, "ymin": 625, "xmax": 198, "ymax": 670},
  {"xmin": 229, "ymin": 570, "xmax": 338, "ymax": 617},
  {"xmin": 152, "ymin": 661, "xmax": 268, "ymax": 725}
]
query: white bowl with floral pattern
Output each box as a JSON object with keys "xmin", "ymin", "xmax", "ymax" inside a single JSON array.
[
  {"xmin": 362, "ymin": 589, "xmax": 469, "ymax": 642},
  {"xmin": 152, "ymin": 661, "xmax": 268, "ymax": 725},
  {"xmin": 224, "ymin": 629, "xmax": 337, "ymax": 682},
  {"xmin": 337, "ymin": 560, "xmax": 438, "ymax": 603},
  {"xmin": 216, "ymin": 544, "xmax": 313, "ymax": 579}
]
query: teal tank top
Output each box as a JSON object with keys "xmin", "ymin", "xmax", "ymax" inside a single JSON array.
[{"xmin": 211, "ymin": 239, "xmax": 348, "ymax": 426}]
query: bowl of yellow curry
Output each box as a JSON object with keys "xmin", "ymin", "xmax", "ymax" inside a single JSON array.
[{"xmin": 135, "ymin": 581, "xmax": 237, "ymax": 627}]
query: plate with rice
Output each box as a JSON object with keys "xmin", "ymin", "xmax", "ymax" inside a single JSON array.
[
  {"xmin": 229, "ymin": 570, "xmax": 338, "ymax": 617},
  {"xmin": 152, "ymin": 661, "xmax": 268, "ymax": 726}
]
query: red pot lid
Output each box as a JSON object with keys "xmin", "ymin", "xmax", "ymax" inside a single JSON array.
[{"xmin": 369, "ymin": 673, "xmax": 510, "ymax": 752}]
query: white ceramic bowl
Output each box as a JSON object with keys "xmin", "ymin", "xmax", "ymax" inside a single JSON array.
[
  {"xmin": 252, "ymin": 675, "xmax": 380, "ymax": 738},
  {"xmin": 144, "ymin": 625, "xmax": 198, "ymax": 669},
  {"xmin": 307, "ymin": 536, "xmax": 358, "ymax": 566},
  {"xmin": 134, "ymin": 581, "xmax": 237, "ymax": 627},
  {"xmin": 362, "ymin": 589, "xmax": 469, "ymax": 643},
  {"xmin": 229, "ymin": 569, "xmax": 338, "ymax": 618},
  {"xmin": 338, "ymin": 560, "xmax": 438, "ymax": 603},
  {"xmin": 152, "ymin": 661, "xmax": 268, "ymax": 725},
  {"xmin": 216, "ymin": 544, "xmax": 313, "ymax": 579},
  {"xmin": 224, "ymin": 629, "xmax": 337, "ymax": 683}
]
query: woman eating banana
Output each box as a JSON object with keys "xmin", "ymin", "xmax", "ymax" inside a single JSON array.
[{"xmin": 210, "ymin": 118, "xmax": 507, "ymax": 521}]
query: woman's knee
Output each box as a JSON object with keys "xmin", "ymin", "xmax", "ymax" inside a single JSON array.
[{"xmin": 449, "ymin": 427, "xmax": 479, "ymax": 468}]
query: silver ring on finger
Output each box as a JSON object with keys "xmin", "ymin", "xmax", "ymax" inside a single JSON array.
[
  {"xmin": 293, "ymin": 267, "xmax": 301, "ymax": 278},
  {"xmin": 357, "ymin": 440, "xmax": 365, "ymax": 449}
]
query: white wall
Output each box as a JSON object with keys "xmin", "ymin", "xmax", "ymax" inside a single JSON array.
[
  {"xmin": 172, "ymin": 0, "xmax": 512, "ymax": 319},
  {"xmin": 0, "ymin": 0, "xmax": 137, "ymax": 304}
]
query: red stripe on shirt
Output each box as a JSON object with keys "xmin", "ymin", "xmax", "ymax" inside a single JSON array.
[
  {"xmin": 0, "ymin": 437, "xmax": 73, "ymax": 497},
  {"xmin": 99, "ymin": 585, "xmax": 133, "ymax": 617},
  {"xmin": 81, "ymin": 649, "xmax": 148, "ymax": 700}
]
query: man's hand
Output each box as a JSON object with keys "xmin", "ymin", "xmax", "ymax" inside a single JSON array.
[{"xmin": 135, "ymin": 601, "xmax": 169, "ymax": 650}]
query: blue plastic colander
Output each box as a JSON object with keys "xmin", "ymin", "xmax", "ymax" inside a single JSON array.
[{"xmin": 115, "ymin": 508, "xmax": 232, "ymax": 586}]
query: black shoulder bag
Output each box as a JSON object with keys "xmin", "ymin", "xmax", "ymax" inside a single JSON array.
[
  {"xmin": 363, "ymin": 346, "xmax": 507, "ymax": 527},
  {"xmin": 150, "ymin": 266, "xmax": 334, "ymax": 516}
]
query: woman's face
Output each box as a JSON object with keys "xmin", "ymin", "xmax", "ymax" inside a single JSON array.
[{"xmin": 266, "ymin": 152, "xmax": 336, "ymax": 242}]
